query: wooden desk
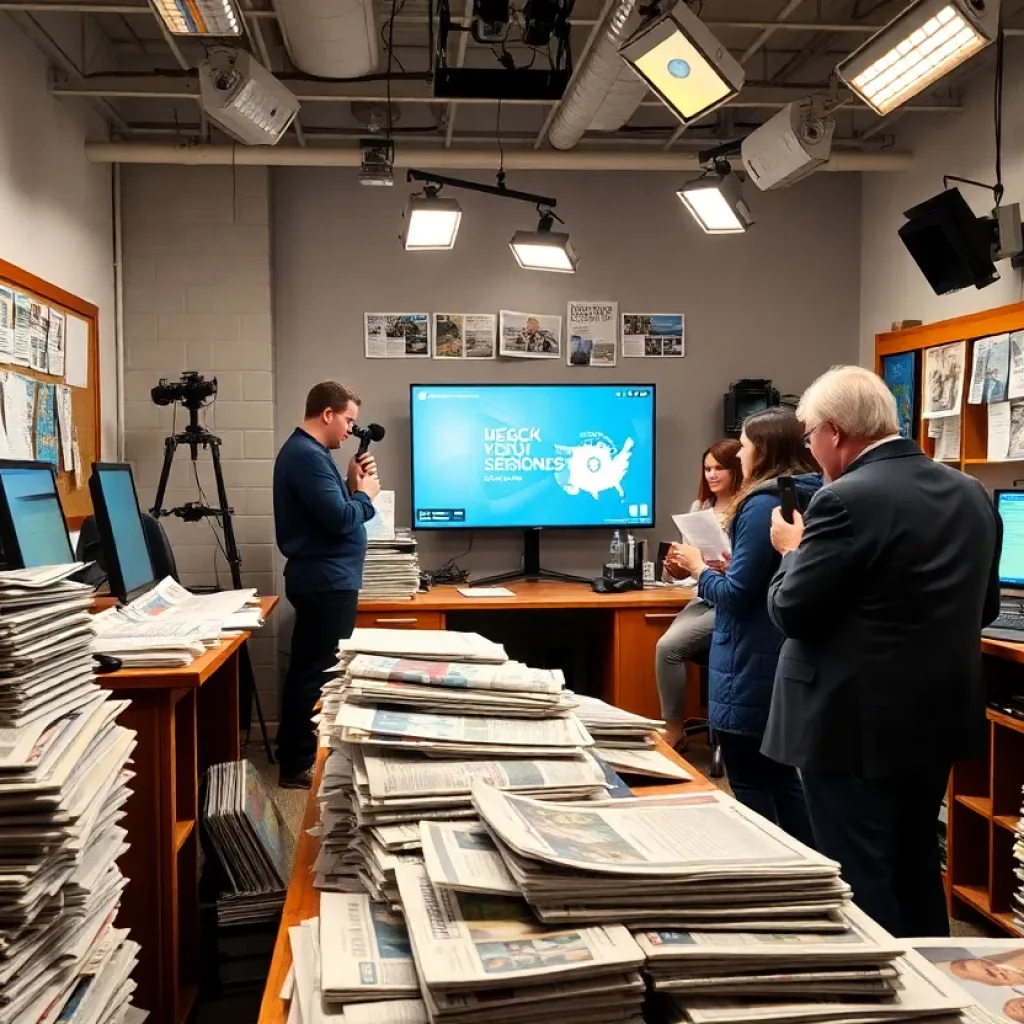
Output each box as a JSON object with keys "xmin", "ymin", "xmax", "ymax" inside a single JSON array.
[
  {"xmin": 256, "ymin": 739, "xmax": 713, "ymax": 1024},
  {"xmin": 358, "ymin": 583, "xmax": 695, "ymax": 723},
  {"xmin": 101, "ymin": 595, "xmax": 279, "ymax": 1024}
]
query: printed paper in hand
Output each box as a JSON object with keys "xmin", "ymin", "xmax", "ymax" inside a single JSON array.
[
  {"xmin": 365, "ymin": 490, "xmax": 396, "ymax": 542},
  {"xmin": 621, "ymin": 313, "xmax": 685, "ymax": 358},
  {"xmin": 12, "ymin": 293, "xmax": 31, "ymax": 367},
  {"xmin": 672, "ymin": 509, "xmax": 731, "ymax": 561},
  {"xmin": 365, "ymin": 313, "xmax": 431, "ymax": 359},
  {"xmin": 0, "ymin": 287, "xmax": 14, "ymax": 359},
  {"xmin": 46, "ymin": 309, "xmax": 65, "ymax": 377},
  {"xmin": 65, "ymin": 315, "xmax": 89, "ymax": 388},
  {"xmin": 989, "ymin": 402, "xmax": 1011, "ymax": 461},
  {"xmin": 432, "ymin": 313, "xmax": 496, "ymax": 359},
  {"xmin": 923, "ymin": 340, "xmax": 966, "ymax": 419},
  {"xmin": 499, "ymin": 310, "xmax": 562, "ymax": 359},
  {"xmin": 567, "ymin": 301, "xmax": 618, "ymax": 368}
]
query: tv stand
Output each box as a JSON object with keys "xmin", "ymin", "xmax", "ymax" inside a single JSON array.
[{"xmin": 471, "ymin": 529, "xmax": 590, "ymax": 587}]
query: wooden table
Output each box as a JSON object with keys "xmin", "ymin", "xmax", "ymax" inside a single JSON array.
[
  {"xmin": 256, "ymin": 739, "xmax": 713, "ymax": 1024},
  {"xmin": 101, "ymin": 595, "xmax": 279, "ymax": 1024},
  {"xmin": 358, "ymin": 583, "xmax": 696, "ymax": 723}
]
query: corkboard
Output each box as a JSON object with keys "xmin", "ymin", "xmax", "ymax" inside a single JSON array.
[{"xmin": 0, "ymin": 258, "xmax": 101, "ymax": 529}]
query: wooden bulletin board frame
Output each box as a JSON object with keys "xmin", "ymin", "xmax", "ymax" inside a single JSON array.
[
  {"xmin": 0, "ymin": 257, "xmax": 102, "ymax": 528},
  {"xmin": 875, "ymin": 300, "xmax": 1024, "ymax": 469}
]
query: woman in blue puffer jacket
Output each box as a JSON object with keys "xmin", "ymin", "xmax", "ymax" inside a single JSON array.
[{"xmin": 675, "ymin": 407, "xmax": 821, "ymax": 845}]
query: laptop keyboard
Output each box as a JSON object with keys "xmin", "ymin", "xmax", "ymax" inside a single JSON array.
[{"xmin": 992, "ymin": 614, "xmax": 1024, "ymax": 632}]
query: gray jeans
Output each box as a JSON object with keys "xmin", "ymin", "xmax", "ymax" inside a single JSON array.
[{"xmin": 655, "ymin": 599, "xmax": 716, "ymax": 721}]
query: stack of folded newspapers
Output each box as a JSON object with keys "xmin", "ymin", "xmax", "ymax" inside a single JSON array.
[
  {"xmin": 570, "ymin": 694, "xmax": 663, "ymax": 749},
  {"xmin": 466, "ymin": 785, "xmax": 851, "ymax": 930},
  {"xmin": 313, "ymin": 629, "xmax": 605, "ymax": 895},
  {"xmin": 203, "ymin": 759, "xmax": 292, "ymax": 925},
  {"xmin": 361, "ymin": 531, "xmax": 421, "ymax": 602},
  {"xmin": 1015, "ymin": 793, "xmax": 1024, "ymax": 930},
  {"xmin": 0, "ymin": 565, "xmax": 141, "ymax": 1023}
]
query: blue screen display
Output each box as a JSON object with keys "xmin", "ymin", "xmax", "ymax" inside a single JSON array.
[
  {"xmin": 410, "ymin": 384, "xmax": 656, "ymax": 530},
  {"xmin": 98, "ymin": 467, "xmax": 155, "ymax": 595},
  {"xmin": 0, "ymin": 467, "xmax": 73, "ymax": 567},
  {"xmin": 998, "ymin": 491, "xmax": 1024, "ymax": 587}
]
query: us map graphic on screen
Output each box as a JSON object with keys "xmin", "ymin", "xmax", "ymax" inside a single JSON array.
[{"xmin": 410, "ymin": 384, "xmax": 655, "ymax": 529}]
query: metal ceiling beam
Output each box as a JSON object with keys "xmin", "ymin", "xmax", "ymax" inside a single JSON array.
[{"xmin": 443, "ymin": 0, "xmax": 473, "ymax": 147}]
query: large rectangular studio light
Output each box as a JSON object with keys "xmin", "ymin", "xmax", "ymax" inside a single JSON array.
[
  {"xmin": 150, "ymin": 0, "xmax": 241, "ymax": 35},
  {"xmin": 837, "ymin": 0, "xmax": 999, "ymax": 115},
  {"xmin": 509, "ymin": 221, "xmax": 579, "ymax": 272},
  {"xmin": 619, "ymin": 4, "xmax": 744, "ymax": 125},
  {"xmin": 677, "ymin": 171, "xmax": 753, "ymax": 234},
  {"xmin": 403, "ymin": 194, "xmax": 463, "ymax": 250}
]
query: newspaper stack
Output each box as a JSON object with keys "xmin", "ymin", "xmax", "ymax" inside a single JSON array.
[
  {"xmin": 361, "ymin": 531, "xmax": 421, "ymax": 602},
  {"xmin": 466, "ymin": 785, "xmax": 851, "ymax": 930},
  {"xmin": 571, "ymin": 694, "xmax": 663, "ymax": 749},
  {"xmin": 1015, "ymin": 795, "xmax": 1024, "ymax": 930},
  {"xmin": 0, "ymin": 565, "xmax": 140, "ymax": 1022},
  {"xmin": 203, "ymin": 759, "xmax": 292, "ymax": 925},
  {"xmin": 396, "ymin": 861, "xmax": 646, "ymax": 1024}
]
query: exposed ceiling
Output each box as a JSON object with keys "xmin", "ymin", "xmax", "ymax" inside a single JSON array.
[{"xmin": 7, "ymin": 0, "xmax": 1022, "ymax": 156}]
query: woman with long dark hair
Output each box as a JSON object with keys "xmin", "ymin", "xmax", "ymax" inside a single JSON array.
[
  {"xmin": 657, "ymin": 440, "xmax": 742, "ymax": 750},
  {"xmin": 674, "ymin": 408, "xmax": 821, "ymax": 843}
]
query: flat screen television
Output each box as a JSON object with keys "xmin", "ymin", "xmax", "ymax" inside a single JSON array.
[{"xmin": 410, "ymin": 383, "xmax": 656, "ymax": 582}]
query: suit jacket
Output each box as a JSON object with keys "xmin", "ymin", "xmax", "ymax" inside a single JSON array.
[{"xmin": 761, "ymin": 438, "xmax": 1001, "ymax": 778}]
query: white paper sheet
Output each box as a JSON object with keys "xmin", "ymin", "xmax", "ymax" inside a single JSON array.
[
  {"xmin": 56, "ymin": 385, "xmax": 74, "ymax": 471},
  {"xmin": 932, "ymin": 415, "xmax": 960, "ymax": 462},
  {"xmin": 47, "ymin": 309, "xmax": 66, "ymax": 377},
  {"xmin": 672, "ymin": 509, "xmax": 731, "ymax": 560},
  {"xmin": 364, "ymin": 489, "xmax": 396, "ymax": 542},
  {"xmin": 988, "ymin": 402, "xmax": 1010, "ymax": 461},
  {"xmin": 969, "ymin": 333, "xmax": 1010, "ymax": 404},
  {"xmin": 28, "ymin": 301, "xmax": 47, "ymax": 372},
  {"xmin": 2, "ymin": 373, "xmax": 35, "ymax": 460},
  {"xmin": 0, "ymin": 286, "xmax": 14, "ymax": 359},
  {"xmin": 65, "ymin": 316, "xmax": 89, "ymax": 388},
  {"xmin": 457, "ymin": 587, "xmax": 516, "ymax": 598},
  {"xmin": 12, "ymin": 293, "xmax": 31, "ymax": 367}
]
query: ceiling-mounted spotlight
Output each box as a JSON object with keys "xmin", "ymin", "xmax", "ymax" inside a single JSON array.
[
  {"xmin": 509, "ymin": 212, "xmax": 579, "ymax": 272},
  {"xmin": 677, "ymin": 164, "xmax": 753, "ymax": 234},
  {"xmin": 403, "ymin": 188, "xmax": 463, "ymax": 250},
  {"xmin": 618, "ymin": 2, "xmax": 745, "ymax": 125},
  {"xmin": 198, "ymin": 49, "xmax": 298, "ymax": 145},
  {"xmin": 150, "ymin": 0, "xmax": 240, "ymax": 35},
  {"xmin": 837, "ymin": 0, "xmax": 999, "ymax": 115},
  {"xmin": 741, "ymin": 98, "xmax": 835, "ymax": 191},
  {"xmin": 360, "ymin": 139, "xmax": 396, "ymax": 186}
]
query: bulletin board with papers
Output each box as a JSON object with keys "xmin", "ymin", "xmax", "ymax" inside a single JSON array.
[{"xmin": 0, "ymin": 257, "xmax": 100, "ymax": 527}]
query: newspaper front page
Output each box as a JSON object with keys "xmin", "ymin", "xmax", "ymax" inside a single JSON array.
[
  {"xmin": 346, "ymin": 655, "xmax": 563, "ymax": 694},
  {"xmin": 421, "ymin": 821, "xmax": 519, "ymax": 895}
]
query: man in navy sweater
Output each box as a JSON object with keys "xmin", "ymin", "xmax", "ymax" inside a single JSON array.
[{"xmin": 274, "ymin": 381, "xmax": 379, "ymax": 788}]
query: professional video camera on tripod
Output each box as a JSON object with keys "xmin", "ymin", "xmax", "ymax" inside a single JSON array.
[{"xmin": 150, "ymin": 370, "xmax": 273, "ymax": 759}]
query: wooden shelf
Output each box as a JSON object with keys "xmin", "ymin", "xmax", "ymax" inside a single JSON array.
[
  {"xmin": 951, "ymin": 884, "xmax": 1023, "ymax": 935},
  {"xmin": 955, "ymin": 794, "xmax": 992, "ymax": 818},
  {"xmin": 990, "ymin": 708, "xmax": 1024, "ymax": 734},
  {"xmin": 174, "ymin": 819, "xmax": 194, "ymax": 852},
  {"xmin": 995, "ymin": 814, "xmax": 1019, "ymax": 834}
]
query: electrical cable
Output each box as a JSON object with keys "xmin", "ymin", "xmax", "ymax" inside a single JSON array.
[
  {"xmin": 386, "ymin": 0, "xmax": 399, "ymax": 139},
  {"xmin": 993, "ymin": 11, "xmax": 1004, "ymax": 205},
  {"xmin": 381, "ymin": 0, "xmax": 408, "ymax": 73},
  {"xmin": 423, "ymin": 534, "xmax": 475, "ymax": 585}
]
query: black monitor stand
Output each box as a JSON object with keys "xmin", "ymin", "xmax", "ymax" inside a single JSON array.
[{"xmin": 471, "ymin": 529, "xmax": 590, "ymax": 586}]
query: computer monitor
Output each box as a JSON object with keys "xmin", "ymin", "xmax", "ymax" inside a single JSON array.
[
  {"xmin": 88, "ymin": 462, "xmax": 157, "ymax": 602},
  {"xmin": 995, "ymin": 490, "xmax": 1024, "ymax": 590},
  {"xmin": 0, "ymin": 461, "xmax": 74, "ymax": 568},
  {"xmin": 410, "ymin": 383, "xmax": 656, "ymax": 531}
]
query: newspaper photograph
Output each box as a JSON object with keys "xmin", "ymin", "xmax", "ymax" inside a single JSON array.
[
  {"xmin": 394, "ymin": 861, "xmax": 645, "ymax": 989},
  {"xmin": 498, "ymin": 311, "xmax": 562, "ymax": 360},
  {"xmin": 345, "ymin": 655, "xmax": 563, "ymax": 694},
  {"xmin": 364, "ymin": 314, "xmax": 431, "ymax": 359},
  {"xmin": 433, "ymin": 314, "xmax": 497, "ymax": 359},
  {"xmin": 1010, "ymin": 332, "xmax": 1024, "ymax": 400},
  {"xmin": 472, "ymin": 786, "xmax": 838, "ymax": 877},
  {"xmin": 319, "ymin": 892, "xmax": 419, "ymax": 998},
  {"xmin": 621, "ymin": 314, "xmax": 684, "ymax": 358},
  {"xmin": 923, "ymin": 340, "xmax": 967, "ymax": 419},
  {"xmin": 567, "ymin": 302, "xmax": 618, "ymax": 368},
  {"xmin": 912, "ymin": 939, "xmax": 1024, "ymax": 1024},
  {"xmin": 421, "ymin": 821, "xmax": 520, "ymax": 894}
]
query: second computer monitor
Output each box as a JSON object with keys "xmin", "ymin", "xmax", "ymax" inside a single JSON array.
[
  {"xmin": 0, "ymin": 461, "xmax": 75, "ymax": 568},
  {"xmin": 89, "ymin": 462, "xmax": 157, "ymax": 602}
]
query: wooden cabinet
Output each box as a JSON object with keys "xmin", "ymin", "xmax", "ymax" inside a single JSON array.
[
  {"xmin": 611, "ymin": 607, "xmax": 684, "ymax": 722},
  {"xmin": 355, "ymin": 611, "xmax": 444, "ymax": 630}
]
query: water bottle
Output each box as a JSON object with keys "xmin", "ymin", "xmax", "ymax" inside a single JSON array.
[
  {"xmin": 626, "ymin": 531, "xmax": 636, "ymax": 568},
  {"xmin": 609, "ymin": 530, "xmax": 623, "ymax": 568}
]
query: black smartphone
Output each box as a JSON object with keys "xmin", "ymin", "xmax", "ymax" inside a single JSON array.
[{"xmin": 778, "ymin": 474, "xmax": 797, "ymax": 524}]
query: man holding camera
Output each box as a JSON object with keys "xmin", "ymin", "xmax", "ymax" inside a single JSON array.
[{"xmin": 273, "ymin": 381, "xmax": 379, "ymax": 789}]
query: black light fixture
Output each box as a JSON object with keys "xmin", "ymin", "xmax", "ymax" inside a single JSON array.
[{"xmin": 509, "ymin": 210, "xmax": 579, "ymax": 272}]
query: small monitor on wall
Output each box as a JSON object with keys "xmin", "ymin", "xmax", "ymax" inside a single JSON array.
[
  {"xmin": 410, "ymin": 383, "xmax": 656, "ymax": 531},
  {"xmin": 89, "ymin": 462, "xmax": 157, "ymax": 602},
  {"xmin": 0, "ymin": 461, "xmax": 75, "ymax": 568}
]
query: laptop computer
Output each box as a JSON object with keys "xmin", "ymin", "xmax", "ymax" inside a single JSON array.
[{"xmin": 982, "ymin": 489, "xmax": 1024, "ymax": 640}]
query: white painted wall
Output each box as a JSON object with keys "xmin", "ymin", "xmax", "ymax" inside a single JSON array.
[
  {"xmin": 0, "ymin": 18, "xmax": 116, "ymax": 453},
  {"xmin": 860, "ymin": 52, "xmax": 1024, "ymax": 366}
]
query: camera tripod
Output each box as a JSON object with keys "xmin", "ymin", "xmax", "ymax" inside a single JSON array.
[{"xmin": 151, "ymin": 408, "xmax": 275, "ymax": 763}]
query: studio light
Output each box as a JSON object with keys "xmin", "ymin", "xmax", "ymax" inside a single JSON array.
[
  {"xmin": 509, "ymin": 213, "xmax": 579, "ymax": 272},
  {"xmin": 619, "ymin": 3, "xmax": 745, "ymax": 125},
  {"xmin": 199, "ymin": 49, "xmax": 299, "ymax": 145},
  {"xmin": 403, "ymin": 190, "xmax": 463, "ymax": 250},
  {"xmin": 837, "ymin": 0, "xmax": 999, "ymax": 115},
  {"xmin": 150, "ymin": 0, "xmax": 241, "ymax": 35},
  {"xmin": 741, "ymin": 98, "xmax": 835, "ymax": 191},
  {"xmin": 677, "ymin": 166, "xmax": 753, "ymax": 234}
]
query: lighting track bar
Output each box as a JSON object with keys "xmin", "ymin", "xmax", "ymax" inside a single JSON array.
[{"xmin": 406, "ymin": 169, "xmax": 557, "ymax": 209}]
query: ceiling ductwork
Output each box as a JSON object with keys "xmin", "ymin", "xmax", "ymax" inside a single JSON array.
[
  {"xmin": 272, "ymin": 0, "xmax": 380, "ymax": 78},
  {"xmin": 547, "ymin": 0, "xmax": 648, "ymax": 150}
]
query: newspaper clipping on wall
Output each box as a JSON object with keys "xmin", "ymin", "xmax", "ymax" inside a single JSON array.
[
  {"xmin": 433, "ymin": 314, "xmax": 497, "ymax": 359},
  {"xmin": 365, "ymin": 314, "xmax": 431, "ymax": 359},
  {"xmin": 923, "ymin": 340, "xmax": 966, "ymax": 418},
  {"xmin": 567, "ymin": 302, "xmax": 617, "ymax": 367},
  {"xmin": 621, "ymin": 314, "xmax": 685, "ymax": 358},
  {"xmin": 498, "ymin": 311, "xmax": 562, "ymax": 360}
]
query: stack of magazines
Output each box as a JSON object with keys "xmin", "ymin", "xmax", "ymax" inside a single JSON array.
[
  {"xmin": 0, "ymin": 565, "xmax": 140, "ymax": 1023},
  {"xmin": 361, "ymin": 531, "xmax": 421, "ymax": 602},
  {"xmin": 203, "ymin": 759, "xmax": 292, "ymax": 925}
]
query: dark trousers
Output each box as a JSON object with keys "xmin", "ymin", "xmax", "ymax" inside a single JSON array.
[
  {"xmin": 277, "ymin": 589, "xmax": 358, "ymax": 776},
  {"xmin": 717, "ymin": 731, "xmax": 816, "ymax": 848},
  {"xmin": 801, "ymin": 760, "xmax": 952, "ymax": 937}
]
